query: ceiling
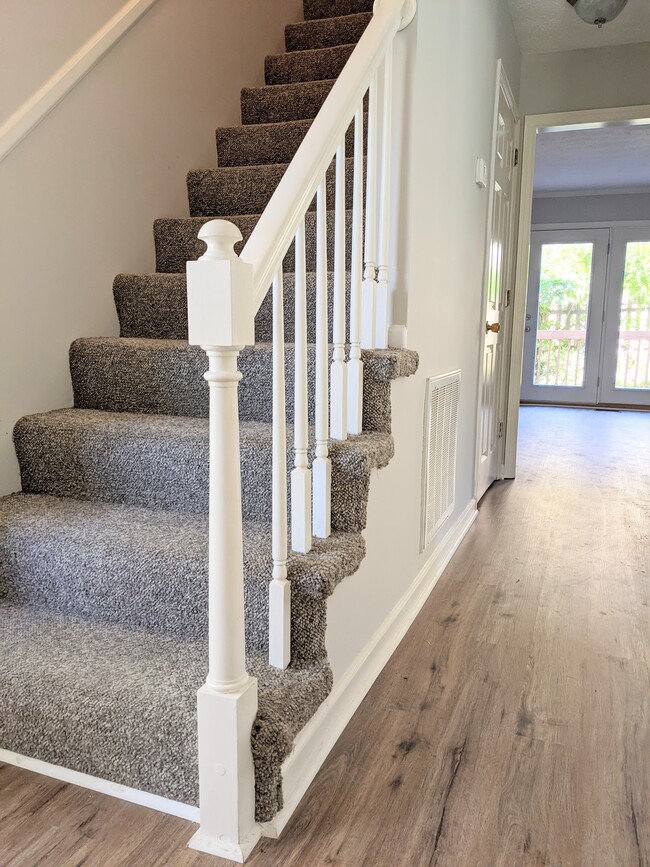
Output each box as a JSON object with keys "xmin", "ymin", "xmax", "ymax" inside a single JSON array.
[
  {"xmin": 507, "ymin": 0, "xmax": 650, "ymax": 53},
  {"xmin": 534, "ymin": 123, "xmax": 650, "ymax": 192}
]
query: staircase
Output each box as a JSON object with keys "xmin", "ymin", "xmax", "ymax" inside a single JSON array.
[{"xmin": 0, "ymin": 0, "xmax": 418, "ymax": 856}]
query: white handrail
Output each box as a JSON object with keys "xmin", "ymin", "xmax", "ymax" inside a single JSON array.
[{"xmin": 240, "ymin": 0, "xmax": 404, "ymax": 309}]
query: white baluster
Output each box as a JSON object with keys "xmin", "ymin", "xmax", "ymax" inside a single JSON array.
[
  {"xmin": 331, "ymin": 141, "xmax": 348, "ymax": 440},
  {"xmin": 313, "ymin": 182, "xmax": 331, "ymax": 538},
  {"xmin": 269, "ymin": 269, "xmax": 290, "ymax": 668},
  {"xmin": 348, "ymin": 105, "xmax": 365, "ymax": 436},
  {"xmin": 361, "ymin": 72, "xmax": 379, "ymax": 350},
  {"xmin": 375, "ymin": 46, "xmax": 393, "ymax": 350},
  {"xmin": 292, "ymin": 218, "xmax": 312, "ymax": 554},
  {"xmin": 186, "ymin": 220, "xmax": 260, "ymax": 862}
]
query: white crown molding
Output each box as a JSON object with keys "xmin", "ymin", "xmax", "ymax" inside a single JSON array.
[{"xmin": 0, "ymin": 0, "xmax": 160, "ymax": 163}]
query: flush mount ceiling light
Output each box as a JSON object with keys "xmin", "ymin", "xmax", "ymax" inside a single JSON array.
[{"xmin": 566, "ymin": 0, "xmax": 629, "ymax": 28}]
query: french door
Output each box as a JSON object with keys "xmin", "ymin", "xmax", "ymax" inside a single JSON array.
[
  {"xmin": 521, "ymin": 227, "xmax": 650, "ymax": 408},
  {"xmin": 599, "ymin": 228, "xmax": 650, "ymax": 406}
]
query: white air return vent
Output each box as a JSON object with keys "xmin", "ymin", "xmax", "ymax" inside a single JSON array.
[{"xmin": 420, "ymin": 371, "xmax": 460, "ymax": 551}]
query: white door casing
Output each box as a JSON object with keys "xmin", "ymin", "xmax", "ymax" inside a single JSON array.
[
  {"xmin": 475, "ymin": 61, "xmax": 520, "ymax": 501},
  {"xmin": 504, "ymin": 104, "xmax": 650, "ymax": 480}
]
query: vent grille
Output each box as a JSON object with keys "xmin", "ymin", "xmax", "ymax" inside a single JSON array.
[{"xmin": 421, "ymin": 371, "xmax": 460, "ymax": 551}]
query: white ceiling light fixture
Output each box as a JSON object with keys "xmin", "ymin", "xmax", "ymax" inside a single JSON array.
[{"xmin": 566, "ymin": 0, "xmax": 629, "ymax": 28}]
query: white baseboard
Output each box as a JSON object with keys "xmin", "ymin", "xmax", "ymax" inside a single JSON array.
[
  {"xmin": 260, "ymin": 498, "xmax": 478, "ymax": 838},
  {"xmin": 0, "ymin": 748, "xmax": 199, "ymax": 823}
]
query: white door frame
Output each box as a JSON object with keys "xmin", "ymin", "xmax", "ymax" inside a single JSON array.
[
  {"xmin": 473, "ymin": 59, "xmax": 521, "ymax": 500},
  {"xmin": 503, "ymin": 103, "xmax": 650, "ymax": 478}
]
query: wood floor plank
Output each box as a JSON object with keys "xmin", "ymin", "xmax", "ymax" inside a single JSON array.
[{"xmin": 0, "ymin": 407, "xmax": 648, "ymax": 866}]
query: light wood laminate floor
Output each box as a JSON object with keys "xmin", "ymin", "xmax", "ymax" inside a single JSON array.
[{"xmin": 1, "ymin": 407, "xmax": 649, "ymax": 866}]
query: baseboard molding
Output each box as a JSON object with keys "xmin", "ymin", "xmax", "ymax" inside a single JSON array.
[
  {"xmin": 0, "ymin": 748, "xmax": 199, "ymax": 823},
  {"xmin": 260, "ymin": 498, "xmax": 478, "ymax": 838},
  {"xmin": 0, "ymin": 0, "xmax": 160, "ymax": 162}
]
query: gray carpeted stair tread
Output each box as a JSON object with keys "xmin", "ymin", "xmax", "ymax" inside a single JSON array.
[
  {"xmin": 13, "ymin": 409, "xmax": 395, "ymax": 532},
  {"xmin": 154, "ymin": 211, "xmax": 353, "ymax": 273},
  {"xmin": 216, "ymin": 114, "xmax": 365, "ymax": 168},
  {"xmin": 303, "ymin": 0, "xmax": 374, "ymax": 19},
  {"xmin": 285, "ymin": 12, "xmax": 371, "ymax": 51},
  {"xmin": 0, "ymin": 600, "xmax": 329, "ymax": 820},
  {"xmin": 265, "ymin": 43, "xmax": 355, "ymax": 85},
  {"xmin": 241, "ymin": 79, "xmax": 335, "ymax": 125},
  {"xmin": 187, "ymin": 156, "xmax": 361, "ymax": 218},
  {"xmin": 0, "ymin": 493, "xmax": 364, "ymax": 662},
  {"xmin": 69, "ymin": 337, "xmax": 418, "ymax": 433}
]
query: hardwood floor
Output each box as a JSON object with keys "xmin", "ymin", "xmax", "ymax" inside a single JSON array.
[{"xmin": 1, "ymin": 407, "xmax": 648, "ymax": 866}]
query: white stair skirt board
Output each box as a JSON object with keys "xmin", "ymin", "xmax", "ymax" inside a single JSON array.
[
  {"xmin": 0, "ymin": 748, "xmax": 200, "ymax": 823},
  {"xmin": 260, "ymin": 498, "xmax": 478, "ymax": 838}
]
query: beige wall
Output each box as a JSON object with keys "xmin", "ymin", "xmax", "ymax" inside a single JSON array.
[
  {"xmin": 533, "ymin": 191, "xmax": 650, "ymax": 225},
  {"xmin": 0, "ymin": 0, "xmax": 127, "ymax": 123},
  {"xmin": 328, "ymin": 0, "xmax": 522, "ymax": 678},
  {"xmin": 520, "ymin": 42, "xmax": 650, "ymax": 116},
  {"xmin": 0, "ymin": 0, "xmax": 302, "ymax": 494}
]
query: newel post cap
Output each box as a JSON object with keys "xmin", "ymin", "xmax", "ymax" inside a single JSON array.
[
  {"xmin": 197, "ymin": 219, "xmax": 243, "ymax": 261},
  {"xmin": 187, "ymin": 220, "xmax": 254, "ymax": 348}
]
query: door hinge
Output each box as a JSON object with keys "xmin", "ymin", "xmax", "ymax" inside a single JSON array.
[
  {"xmin": 498, "ymin": 421, "xmax": 504, "ymax": 438},
  {"xmin": 514, "ymin": 148, "xmax": 519, "ymax": 167},
  {"xmin": 506, "ymin": 289, "xmax": 511, "ymax": 307}
]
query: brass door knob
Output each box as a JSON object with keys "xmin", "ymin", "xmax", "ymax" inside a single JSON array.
[{"xmin": 486, "ymin": 322, "xmax": 501, "ymax": 334}]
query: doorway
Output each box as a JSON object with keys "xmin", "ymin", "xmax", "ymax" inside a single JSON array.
[
  {"xmin": 521, "ymin": 226, "xmax": 650, "ymax": 406},
  {"xmin": 505, "ymin": 104, "xmax": 650, "ymax": 478}
]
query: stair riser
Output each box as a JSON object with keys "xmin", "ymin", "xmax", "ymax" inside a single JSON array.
[
  {"xmin": 265, "ymin": 44, "xmax": 354, "ymax": 86},
  {"xmin": 216, "ymin": 113, "xmax": 366, "ymax": 168},
  {"xmin": 303, "ymin": 0, "xmax": 374, "ymax": 20},
  {"xmin": 70, "ymin": 339, "xmax": 393, "ymax": 435},
  {"xmin": 285, "ymin": 12, "xmax": 371, "ymax": 51},
  {"xmin": 241, "ymin": 80, "xmax": 334, "ymax": 125},
  {"xmin": 14, "ymin": 420, "xmax": 376, "ymax": 533},
  {"xmin": 187, "ymin": 156, "xmax": 363, "ymax": 218},
  {"xmin": 154, "ymin": 211, "xmax": 353, "ymax": 274},
  {"xmin": 114, "ymin": 272, "xmax": 350, "ymax": 343}
]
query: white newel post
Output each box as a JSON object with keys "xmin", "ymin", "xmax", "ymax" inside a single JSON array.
[{"xmin": 186, "ymin": 220, "xmax": 261, "ymax": 863}]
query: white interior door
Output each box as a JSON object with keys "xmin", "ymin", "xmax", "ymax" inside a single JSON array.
[
  {"xmin": 476, "ymin": 69, "xmax": 518, "ymax": 500},
  {"xmin": 521, "ymin": 229, "xmax": 610, "ymax": 405},
  {"xmin": 599, "ymin": 227, "xmax": 650, "ymax": 407}
]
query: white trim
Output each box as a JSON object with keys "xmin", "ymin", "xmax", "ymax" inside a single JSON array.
[
  {"xmin": 504, "ymin": 103, "xmax": 650, "ymax": 479},
  {"xmin": 534, "ymin": 185, "xmax": 650, "ymax": 199},
  {"xmin": 0, "ymin": 0, "xmax": 161, "ymax": 162},
  {"xmin": 0, "ymin": 748, "xmax": 200, "ymax": 823},
  {"xmin": 260, "ymin": 498, "xmax": 478, "ymax": 839}
]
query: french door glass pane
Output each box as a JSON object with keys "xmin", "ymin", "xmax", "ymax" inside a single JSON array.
[
  {"xmin": 534, "ymin": 242, "xmax": 593, "ymax": 387},
  {"xmin": 615, "ymin": 241, "xmax": 650, "ymax": 390}
]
